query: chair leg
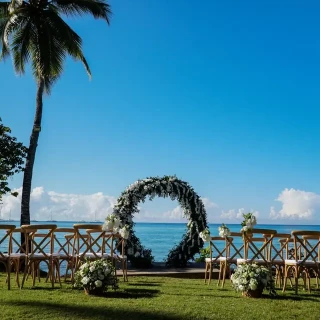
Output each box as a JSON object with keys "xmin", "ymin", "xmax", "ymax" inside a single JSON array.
[
  {"xmin": 204, "ymin": 262, "xmax": 208, "ymax": 283},
  {"xmin": 208, "ymin": 262, "xmax": 213, "ymax": 285},
  {"xmin": 7, "ymin": 260, "xmax": 11, "ymax": 290},
  {"xmin": 21, "ymin": 260, "xmax": 30, "ymax": 289},
  {"xmin": 282, "ymin": 265, "xmax": 288, "ymax": 293},
  {"xmin": 294, "ymin": 267, "xmax": 299, "ymax": 295},
  {"xmin": 221, "ymin": 262, "xmax": 227, "ymax": 288},
  {"xmin": 217, "ymin": 263, "xmax": 221, "ymax": 287}
]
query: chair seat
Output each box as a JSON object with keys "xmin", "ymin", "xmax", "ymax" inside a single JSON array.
[
  {"xmin": 113, "ymin": 254, "xmax": 127, "ymax": 260},
  {"xmin": 236, "ymin": 258, "xmax": 249, "ymax": 264},
  {"xmin": 271, "ymin": 259, "xmax": 284, "ymax": 265},
  {"xmin": 0, "ymin": 253, "xmax": 10, "ymax": 259},
  {"xmin": 205, "ymin": 257, "xmax": 227, "ymax": 263},
  {"xmin": 250, "ymin": 258, "xmax": 270, "ymax": 264},
  {"xmin": 28, "ymin": 253, "xmax": 60, "ymax": 259},
  {"xmin": 285, "ymin": 259, "xmax": 317, "ymax": 265},
  {"xmin": 10, "ymin": 253, "xmax": 26, "ymax": 259},
  {"xmin": 78, "ymin": 252, "xmax": 109, "ymax": 259}
]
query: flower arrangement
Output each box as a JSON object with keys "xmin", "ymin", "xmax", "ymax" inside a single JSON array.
[
  {"xmin": 102, "ymin": 213, "xmax": 121, "ymax": 232},
  {"xmin": 129, "ymin": 246, "xmax": 154, "ymax": 268},
  {"xmin": 199, "ymin": 228, "xmax": 211, "ymax": 242},
  {"xmin": 240, "ymin": 212, "xmax": 257, "ymax": 233},
  {"xmin": 218, "ymin": 223, "xmax": 231, "ymax": 237},
  {"xmin": 74, "ymin": 259, "xmax": 118, "ymax": 294},
  {"xmin": 119, "ymin": 224, "xmax": 130, "ymax": 240},
  {"xmin": 102, "ymin": 214, "xmax": 130, "ymax": 240},
  {"xmin": 231, "ymin": 263, "xmax": 276, "ymax": 297},
  {"xmin": 112, "ymin": 175, "xmax": 208, "ymax": 267}
]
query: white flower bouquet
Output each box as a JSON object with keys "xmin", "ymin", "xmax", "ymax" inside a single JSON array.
[
  {"xmin": 74, "ymin": 259, "xmax": 118, "ymax": 294},
  {"xmin": 199, "ymin": 228, "xmax": 211, "ymax": 242},
  {"xmin": 218, "ymin": 223, "xmax": 231, "ymax": 237},
  {"xmin": 119, "ymin": 224, "xmax": 130, "ymax": 240},
  {"xmin": 240, "ymin": 212, "xmax": 257, "ymax": 233},
  {"xmin": 102, "ymin": 213, "xmax": 123, "ymax": 232},
  {"xmin": 231, "ymin": 263, "xmax": 276, "ymax": 297}
]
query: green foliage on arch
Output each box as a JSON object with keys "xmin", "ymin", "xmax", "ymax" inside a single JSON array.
[{"xmin": 112, "ymin": 175, "xmax": 208, "ymax": 267}]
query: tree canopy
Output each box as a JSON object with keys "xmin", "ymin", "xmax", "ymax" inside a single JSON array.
[{"xmin": 0, "ymin": 118, "xmax": 27, "ymax": 200}]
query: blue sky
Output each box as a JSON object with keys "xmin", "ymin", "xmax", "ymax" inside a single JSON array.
[{"xmin": 1, "ymin": 0, "xmax": 320, "ymax": 223}]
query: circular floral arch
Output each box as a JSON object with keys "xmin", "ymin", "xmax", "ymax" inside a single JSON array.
[{"xmin": 112, "ymin": 175, "xmax": 208, "ymax": 267}]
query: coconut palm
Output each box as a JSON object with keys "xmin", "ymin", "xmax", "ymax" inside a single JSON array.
[{"xmin": 0, "ymin": 0, "xmax": 111, "ymax": 226}]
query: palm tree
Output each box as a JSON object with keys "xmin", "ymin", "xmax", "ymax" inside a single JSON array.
[{"xmin": 0, "ymin": 0, "xmax": 111, "ymax": 226}]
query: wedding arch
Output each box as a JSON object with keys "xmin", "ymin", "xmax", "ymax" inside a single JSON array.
[{"xmin": 112, "ymin": 175, "xmax": 208, "ymax": 267}]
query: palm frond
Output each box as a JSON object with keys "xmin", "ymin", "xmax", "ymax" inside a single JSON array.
[
  {"xmin": 0, "ymin": 2, "xmax": 10, "ymax": 60},
  {"xmin": 45, "ymin": 7, "xmax": 91, "ymax": 78},
  {"xmin": 12, "ymin": 17, "xmax": 33, "ymax": 74},
  {"xmin": 53, "ymin": 0, "xmax": 111, "ymax": 24}
]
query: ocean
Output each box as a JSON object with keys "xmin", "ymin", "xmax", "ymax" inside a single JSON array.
[{"xmin": 1, "ymin": 221, "xmax": 319, "ymax": 261}]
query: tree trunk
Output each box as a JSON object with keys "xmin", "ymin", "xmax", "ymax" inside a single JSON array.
[{"xmin": 20, "ymin": 78, "xmax": 45, "ymax": 226}]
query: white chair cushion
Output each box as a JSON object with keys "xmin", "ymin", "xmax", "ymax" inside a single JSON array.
[
  {"xmin": 284, "ymin": 259, "xmax": 317, "ymax": 265},
  {"xmin": 205, "ymin": 257, "xmax": 227, "ymax": 262}
]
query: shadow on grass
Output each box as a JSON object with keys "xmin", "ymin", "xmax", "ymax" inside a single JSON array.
[
  {"xmin": 127, "ymin": 283, "xmax": 161, "ymax": 287},
  {"xmin": 274, "ymin": 294, "xmax": 320, "ymax": 302},
  {"xmin": 108, "ymin": 288, "xmax": 160, "ymax": 299},
  {"xmin": 2, "ymin": 300, "xmax": 180, "ymax": 320}
]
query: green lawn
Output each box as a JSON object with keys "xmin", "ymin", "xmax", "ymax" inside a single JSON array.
[{"xmin": 0, "ymin": 273, "xmax": 319, "ymax": 320}]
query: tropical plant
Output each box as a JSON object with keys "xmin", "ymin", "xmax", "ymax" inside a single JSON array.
[
  {"xmin": 129, "ymin": 247, "xmax": 154, "ymax": 269},
  {"xmin": 0, "ymin": 118, "xmax": 27, "ymax": 201},
  {"xmin": 195, "ymin": 246, "xmax": 210, "ymax": 263},
  {"xmin": 0, "ymin": 0, "xmax": 112, "ymax": 226}
]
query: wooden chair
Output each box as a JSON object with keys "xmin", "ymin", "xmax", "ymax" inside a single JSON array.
[
  {"xmin": 73, "ymin": 224, "xmax": 106, "ymax": 273},
  {"xmin": 0, "ymin": 225, "xmax": 16, "ymax": 289},
  {"xmin": 52, "ymin": 228, "xmax": 76, "ymax": 282},
  {"xmin": 241, "ymin": 229, "xmax": 277, "ymax": 267},
  {"xmin": 110, "ymin": 233, "xmax": 128, "ymax": 282},
  {"xmin": 268, "ymin": 233, "xmax": 291, "ymax": 288},
  {"xmin": 20, "ymin": 224, "xmax": 61, "ymax": 289},
  {"xmin": 283, "ymin": 230, "xmax": 320, "ymax": 294},
  {"xmin": 204, "ymin": 236, "xmax": 230, "ymax": 287}
]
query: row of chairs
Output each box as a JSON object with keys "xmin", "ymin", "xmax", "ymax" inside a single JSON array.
[
  {"xmin": 0, "ymin": 224, "xmax": 128, "ymax": 289},
  {"xmin": 204, "ymin": 229, "xmax": 320, "ymax": 294}
]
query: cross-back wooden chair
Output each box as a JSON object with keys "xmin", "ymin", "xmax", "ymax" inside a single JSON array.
[
  {"xmin": 49, "ymin": 228, "xmax": 76, "ymax": 283},
  {"xmin": 302, "ymin": 234, "xmax": 320, "ymax": 289},
  {"xmin": 204, "ymin": 236, "xmax": 230, "ymax": 287},
  {"xmin": 283, "ymin": 231, "xmax": 320, "ymax": 294},
  {"xmin": 267, "ymin": 233, "xmax": 291, "ymax": 287},
  {"xmin": 110, "ymin": 232, "xmax": 128, "ymax": 282},
  {"xmin": 0, "ymin": 225, "xmax": 16, "ymax": 289},
  {"xmin": 241, "ymin": 229, "xmax": 277, "ymax": 267},
  {"xmin": 226, "ymin": 232, "xmax": 245, "ymax": 266},
  {"xmin": 73, "ymin": 224, "xmax": 106, "ymax": 273},
  {"xmin": 21, "ymin": 224, "xmax": 60, "ymax": 289},
  {"xmin": 10, "ymin": 227, "xmax": 27, "ymax": 287}
]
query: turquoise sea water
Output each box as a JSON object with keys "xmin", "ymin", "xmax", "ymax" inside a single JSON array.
[{"xmin": 1, "ymin": 221, "xmax": 320, "ymax": 261}]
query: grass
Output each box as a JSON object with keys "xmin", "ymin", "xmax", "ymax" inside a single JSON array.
[{"xmin": 0, "ymin": 273, "xmax": 320, "ymax": 320}]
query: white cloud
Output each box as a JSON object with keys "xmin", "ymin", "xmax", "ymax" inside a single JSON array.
[
  {"xmin": 0, "ymin": 187, "xmax": 222, "ymax": 224},
  {"xmin": 220, "ymin": 208, "xmax": 259, "ymax": 221},
  {"xmin": 0, "ymin": 187, "xmax": 116, "ymax": 222},
  {"xmin": 220, "ymin": 209, "xmax": 236, "ymax": 220},
  {"xmin": 270, "ymin": 188, "xmax": 320, "ymax": 220}
]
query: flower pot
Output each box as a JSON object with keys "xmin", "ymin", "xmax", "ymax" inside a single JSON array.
[
  {"xmin": 84, "ymin": 287, "xmax": 105, "ymax": 296},
  {"xmin": 242, "ymin": 286, "xmax": 263, "ymax": 298}
]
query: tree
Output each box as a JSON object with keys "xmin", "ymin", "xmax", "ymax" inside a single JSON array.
[
  {"xmin": 0, "ymin": 118, "xmax": 27, "ymax": 201},
  {"xmin": 0, "ymin": 0, "xmax": 111, "ymax": 225}
]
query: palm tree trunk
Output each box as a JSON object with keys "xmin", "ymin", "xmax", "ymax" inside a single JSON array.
[{"xmin": 20, "ymin": 78, "xmax": 45, "ymax": 226}]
